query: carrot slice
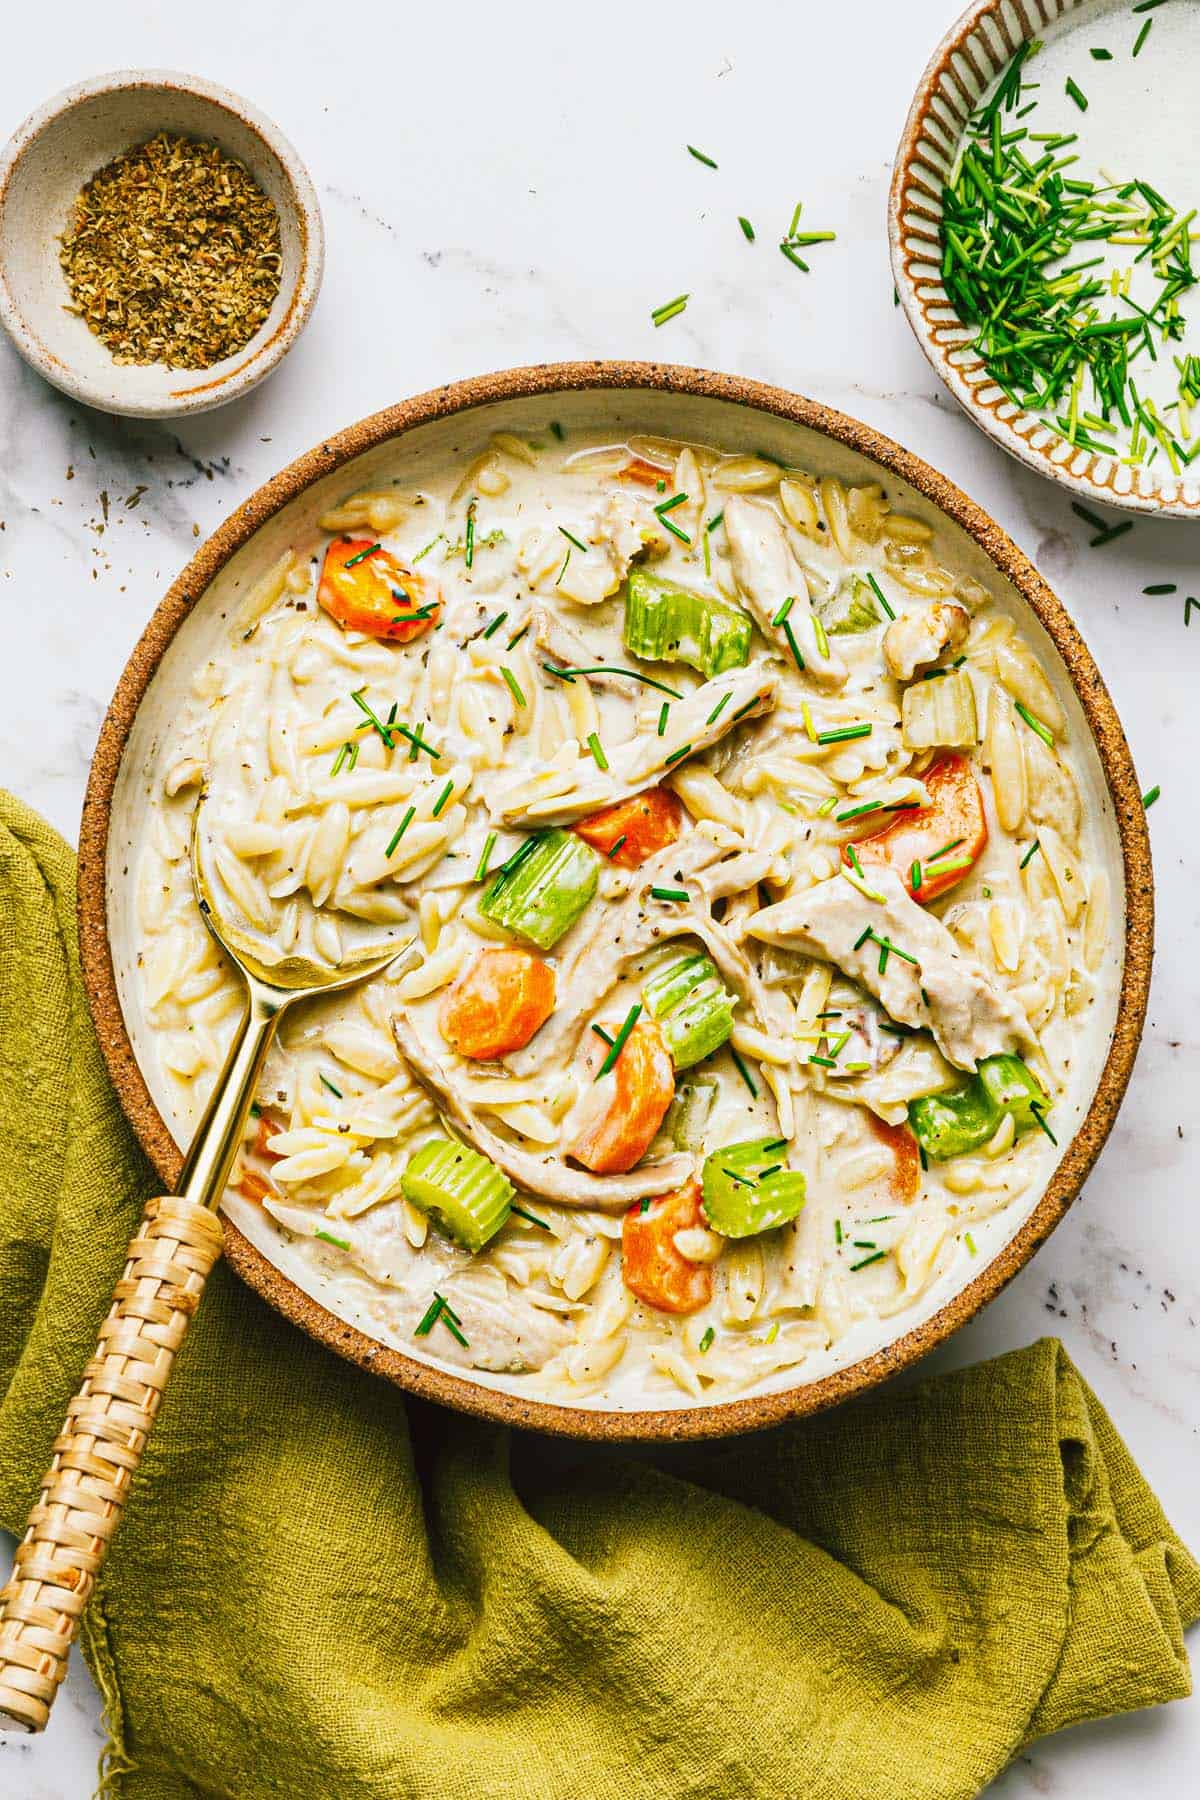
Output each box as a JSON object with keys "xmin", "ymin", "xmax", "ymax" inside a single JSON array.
[
  {"xmin": 565, "ymin": 1020, "xmax": 675, "ymax": 1174},
  {"xmin": 237, "ymin": 1167, "xmax": 276, "ymax": 1206},
  {"xmin": 622, "ymin": 1179, "xmax": 713, "ymax": 1315},
  {"xmin": 618, "ymin": 455, "xmax": 673, "ymax": 488},
  {"xmin": 868, "ymin": 1114, "xmax": 922, "ymax": 1206},
  {"xmin": 254, "ymin": 1113, "xmax": 283, "ymax": 1161},
  {"xmin": 573, "ymin": 787, "xmax": 683, "ymax": 869},
  {"xmin": 849, "ymin": 754, "xmax": 988, "ymax": 904},
  {"xmin": 317, "ymin": 538, "xmax": 441, "ymax": 642},
  {"xmin": 439, "ymin": 948, "xmax": 556, "ymax": 1061}
]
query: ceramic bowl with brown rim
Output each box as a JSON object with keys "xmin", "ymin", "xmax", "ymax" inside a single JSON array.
[
  {"xmin": 78, "ymin": 362, "xmax": 1152, "ymax": 1441},
  {"xmin": 890, "ymin": 0, "xmax": 1200, "ymax": 518},
  {"xmin": 0, "ymin": 70, "xmax": 323, "ymax": 418}
]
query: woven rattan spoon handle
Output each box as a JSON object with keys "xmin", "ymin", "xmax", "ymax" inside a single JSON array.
[
  {"xmin": 0, "ymin": 982, "xmax": 285, "ymax": 1734},
  {"xmin": 0, "ymin": 1195, "xmax": 225, "ymax": 1731}
]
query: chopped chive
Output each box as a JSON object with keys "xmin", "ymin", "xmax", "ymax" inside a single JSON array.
[
  {"xmin": 1187, "ymin": 598, "xmax": 1199, "ymax": 626},
  {"xmin": 911, "ymin": 860, "xmax": 923, "ymax": 890},
  {"xmin": 854, "ymin": 925, "xmax": 874, "ymax": 951},
  {"xmin": 834, "ymin": 1219, "xmax": 844, "ymax": 1245},
  {"xmin": 772, "ymin": 595, "xmax": 794, "ymax": 627},
  {"xmin": 558, "ymin": 525, "xmax": 589, "ymax": 553},
  {"xmin": 1142, "ymin": 784, "xmax": 1160, "ymax": 808},
  {"xmin": 350, "ymin": 687, "xmax": 395, "ymax": 747},
  {"xmin": 1089, "ymin": 521, "xmax": 1134, "ymax": 548},
  {"xmin": 964, "ymin": 1232, "xmax": 977, "ymax": 1255},
  {"xmin": 1030, "ymin": 1101, "xmax": 1059, "ymax": 1146},
  {"xmin": 587, "ymin": 731, "xmax": 609, "ymax": 771},
  {"xmin": 386, "ymin": 806, "xmax": 416, "ymax": 856},
  {"xmin": 414, "ymin": 1295, "xmax": 443, "ymax": 1336},
  {"xmin": 510, "ymin": 1203, "xmax": 552, "ymax": 1231},
  {"xmin": 699, "ymin": 1325, "xmax": 715, "ymax": 1352},
  {"xmin": 655, "ymin": 491, "xmax": 688, "ymax": 516},
  {"xmin": 850, "ymin": 1250, "xmax": 886, "ymax": 1272},
  {"xmin": 330, "ymin": 739, "xmax": 358, "ymax": 776},
  {"xmin": 542, "ymin": 665, "xmax": 683, "ymax": 697},
  {"xmin": 651, "ymin": 293, "xmax": 689, "ymax": 327},
  {"xmin": 864, "ymin": 571, "xmax": 895, "ymax": 620},
  {"xmin": 607, "ymin": 834, "xmax": 627, "ymax": 859},
  {"xmin": 812, "ymin": 614, "xmax": 830, "ymax": 659},
  {"xmin": 707, "ymin": 692, "xmax": 731, "ymax": 726},
  {"xmin": 809, "ymin": 1053, "xmax": 837, "ymax": 1069},
  {"xmin": 501, "ymin": 666, "xmax": 527, "ymax": 710},
  {"xmin": 738, "ymin": 216, "xmax": 755, "ymax": 242},
  {"xmin": 344, "ymin": 542, "xmax": 381, "ymax": 568},
  {"xmin": 730, "ymin": 1047, "xmax": 758, "ymax": 1097},
  {"xmin": 507, "ymin": 623, "xmax": 530, "ymax": 650},
  {"xmin": 464, "ymin": 503, "xmax": 476, "ymax": 569},
  {"xmin": 656, "ymin": 511, "xmax": 692, "ymax": 546},
  {"xmin": 591, "ymin": 1024, "xmax": 615, "ymax": 1046},
  {"xmin": 1143, "ymin": 583, "xmax": 1176, "ymax": 595},
  {"xmin": 550, "ymin": 421, "xmax": 565, "ymax": 442},
  {"xmin": 657, "ymin": 702, "xmax": 670, "ymax": 737},
  {"xmin": 817, "ymin": 723, "xmax": 872, "ymax": 745},
  {"xmin": 779, "ymin": 243, "xmax": 810, "ymax": 272},
  {"xmin": 395, "ymin": 722, "xmax": 441, "ymax": 760},
  {"xmin": 314, "ymin": 1229, "xmax": 351, "ymax": 1251},
  {"xmin": 837, "ymin": 800, "xmax": 883, "ymax": 822},
  {"xmin": 319, "ymin": 1073, "xmax": 343, "ymax": 1099},
  {"xmin": 687, "ymin": 144, "xmax": 718, "ymax": 169},
  {"xmin": 650, "ymin": 886, "xmax": 689, "ymax": 902},
  {"xmin": 432, "ymin": 778, "xmax": 455, "ymax": 818},
  {"xmin": 482, "ymin": 609, "xmax": 509, "ymax": 638},
  {"xmin": 1132, "ymin": 0, "xmax": 1169, "ymax": 12},
  {"xmin": 782, "ymin": 617, "xmax": 806, "ymax": 670},
  {"xmin": 851, "ymin": 1240, "xmax": 876, "ymax": 1250},
  {"xmin": 1064, "ymin": 77, "xmax": 1088, "ymax": 112},
  {"xmin": 664, "ymin": 742, "xmax": 693, "ymax": 766},
  {"xmin": 473, "ymin": 832, "xmax": 496, "ymax": 883},
  {"xmin": 412, "ymin": 534, "xmax": 443, "ymax": 563},
  {"xmin": 596, "ymin": 1004, "xmax": 642, "ymax": 1079},
  {"xmin": 555, "ymin": 549, "xmax": 571, "ymax": 587},
  {"xmin": 1020, "ymin": 838, "xmax": 1041, "ymax": 869},
  {"xmin": 1014, "ymin": 701, "xmax": 1055, "ymax": 746},
  {"xmin": 706, "ymin": 510, "xmax": 725, "ymax": 533},
  {"xmin": 1089, "ymin": 47, "xmax": 1112, "ymax": 61},
  {"xmin": 1132, "ymin": 18, "xmax": 1152, "ymax": 56}
]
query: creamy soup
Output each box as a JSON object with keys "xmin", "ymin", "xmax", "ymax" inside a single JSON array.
[{"xmin": 135, "ymin": 427, "xmax": 1109, "ymax": 1405}]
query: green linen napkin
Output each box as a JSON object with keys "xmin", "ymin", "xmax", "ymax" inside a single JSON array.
[{"xmin": 1, "ymin": 789, "xmax": 1197, "ymax": 1800}]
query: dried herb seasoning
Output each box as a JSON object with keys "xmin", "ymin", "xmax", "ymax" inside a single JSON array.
[{"xmin": 59, "ymin": 131, "xmax": 282, "ymax": 370}]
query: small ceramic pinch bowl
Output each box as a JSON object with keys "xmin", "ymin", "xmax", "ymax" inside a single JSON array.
[{"xmin": 0, "ymin": 70, "xmax": 324, "ymax": 418}]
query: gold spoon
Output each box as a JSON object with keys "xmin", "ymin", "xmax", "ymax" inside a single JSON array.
[{"xmin": 0, "ymin": 795, "xmax": 410, "ymax": 1732}]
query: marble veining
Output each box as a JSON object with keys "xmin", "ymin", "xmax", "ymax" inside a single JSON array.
[{"xmin": 2, "ymin": 1, "xmax": 1197, "ymax": 1793}]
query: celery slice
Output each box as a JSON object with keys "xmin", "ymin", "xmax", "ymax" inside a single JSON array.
[
  {"xmin": 642, "ymin": 951, "xmax": 736, "ymax": 1069},
  {"xmin": 976, "ymin": 1053, "xmax": 1048, "ymax": 1135},
  {"xmin": 623, "ymin": 568, "xmax": 752, "ymax": 678},
  {"xmin": 701, "ymin": 1137, "xmax": 806, "ymax": 1237},
  {"xmin": 400, "ymin": 1138, "xmax": 514, "ymax": 1252},
  {"xmin": 479, "ymin": 828, "xmax": 598, "ymax": 949},
  {"xmin": 816, "ymin": 573, "xmax": 883, "ymax": 635},
  {"xmin": 667, "ymin": 1075, "xmax": 719, "ymax": 1150},
  {"xmin": 900, "ymin": 668, "xmax": 978, "ymax": 750},
  {"xmin": 908, "ymin": 1053, "xmax": 1048, "ymax": 1160}
]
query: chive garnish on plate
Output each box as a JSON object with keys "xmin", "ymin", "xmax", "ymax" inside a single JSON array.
[
  {"xmin": 687, "ymin": 145, "xmax": 718, "ymax": 169},
  {"xmin": 595, "ymin": 1004, "xmax": 642, "ymax": 1079},
  {"xmin": 651, "ymin": 293, "xmax": 689, "ymax": 327}
]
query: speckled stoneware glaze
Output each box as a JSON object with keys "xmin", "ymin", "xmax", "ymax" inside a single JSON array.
[
  {"xmin": 0, "ymin": 70, "xmax": 323, "ymax": 418},
  {"xmin": 891, "ymin": 0, "xmax": 1199, "ymax": 518},
  {"xmin": 78, "ymin": 363, "xmax": 1154, "ymax": 1441}
]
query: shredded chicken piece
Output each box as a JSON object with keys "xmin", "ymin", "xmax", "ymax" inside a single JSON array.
[
  {"xmin": 745, "ymin": 865, "xmax": 1034, "ymax": 1070},
  {"xmin": 492, "ymin": 663, "xmax": 777, "ymax": 827},
  {"xmin": 882, "ymin": 601, "xmax": 969, "ymax": 682},
  {"xmin": 530, "ymin": 605, "xmax": 637, "ymax": 694},
  {"xmin": 724, "ymin": 497, "xmax": 848, "ymax": 690},
  {"xmin": 391, "ymin": 1011, "xmax": 692, "ymax": 1208}
]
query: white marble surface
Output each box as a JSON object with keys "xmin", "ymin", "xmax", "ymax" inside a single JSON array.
[{"xmin": 1, "ymin": 1, "xmax": 1198, "ymax": 1794}]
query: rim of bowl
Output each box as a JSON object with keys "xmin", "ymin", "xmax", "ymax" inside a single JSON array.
[
  {"xmin": 77, "ymin": 360, "xmax": 1154, "ymax": 1442},
  {"xmin": 889, "ymin": 0, "xmax": 1197, "ymax": 519},
  {"xmin": 0, "ymin": 68, "xmax": 324, "ymax": 418}
]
